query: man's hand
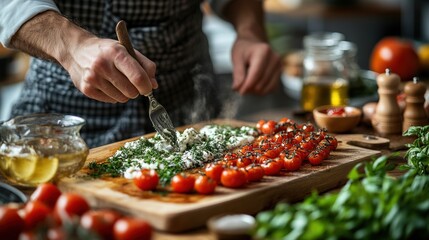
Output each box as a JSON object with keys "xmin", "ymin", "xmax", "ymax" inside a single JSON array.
[
  {"xmin": 222, "ymin": 0, "xmax": 282, "ymax": 96},
  {"xmin": 231, "ymin": 36, "xmax": 282, "ymax": 95},
  {"xmin": 10, "ymin": 11, "xmax": 157, "ymax": 103},
  {"xmin": 64, "ymin": 37, "xmax": 158, "ymax": 103}
]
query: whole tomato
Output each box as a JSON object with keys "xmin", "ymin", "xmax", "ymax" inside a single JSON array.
[
  {"xmin": 194, "ymin": 175, "xmax": 217, "ymax": 195},
  {"xmin": 0, "ymin": 206, "xmax": 25, "ymax": 240},
  {"xmin": 54, "ymin": 193, "xmax": 90, "ymax": 221},
  {"xmin": 370, "ymin": 37, "xmax": 420, "ymax": 81},
  {"xmin": 133, "ymin": 169, "xmax": 159, "ymax": 191},
  {"xmin": 170, "ymin": 173, "xmax": 195, "ymax": 193},
  {"xmin": 220, "ymin": 168, "xmax": 247, "ymax": 188},
  {"xmin": 113, "ymin": 217, "xmax": 152, "ymax": 240},
  {"xmin": 22, "ymin": 201, "xmax": 52, "ymax": 230},
  {"xmin": 80, "ymin": 210, "xmax": 122, "ymax": 240},
  {"xmin": 30, "ymin": 183, "xmax": 62, "ymax": 209}
]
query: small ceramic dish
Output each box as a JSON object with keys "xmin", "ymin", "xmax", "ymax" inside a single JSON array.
[
  {"xmin": 207, "ymin": 214, "xmax": 255, "ymax": 240},
  {"xmin": 313, "ymin": 105, "xmax": 362, "ymax": 133}
]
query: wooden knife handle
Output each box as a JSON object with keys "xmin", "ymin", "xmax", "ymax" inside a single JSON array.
[{"xmin": 115, "ymin": 20, "xmax": 137, "ymax": 59}]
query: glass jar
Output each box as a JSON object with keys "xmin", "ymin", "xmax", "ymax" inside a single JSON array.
[
  {"xmin": 0, "ymin": 113, "xmax": 89, "ymax": 187},
  {"xmin": 339, "ymin": 41, "xmax": 360, "ymax": 85},
  {"xmin": 301, "ymin": 32, "xmax": 349, "ymax": 111}
]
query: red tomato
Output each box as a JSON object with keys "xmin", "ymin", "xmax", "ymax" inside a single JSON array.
[
  {"xmin": 55, "ymin": 193, "xmax": 90, "ymax": 221},
  {"xmin": 22, "ymin": 201, "xmax": 51, "ymax": 230},
  {"xmin": 19, "ymin": 231, "xmax": 37, "ymax": 240},
  {"xmin": 0, "ymin": 206, "xmax": 25, "ymax": 240},
  {"xmin": 194, "ymin": 175, "xmax": 217, "ymax": 195},
  {"xmin": 204, "ymin": 163, "xmax": 224, "ymax": 183},
  {"xmin": 256, "ymin": 119, "xmax": 265, "ymax": 132},
  {"xmin": 80, "ymin": 210, "xmax": 122, "ymax": 240},
  {"xmin": 370, "ymin": 37, "xmax": 420, "ymax": 81},
  {"xmin": 171, "ymin": 173, "xmax": 195, "ymax": 193},
  {"xmin": 281, "ymin": 152, "xmax": 302, "ymax": 171},
  {"xmin": 236, "ymin": 156, "xmax": 253, "ymax": 168},
  {"xmin": 308, "ymin": 151, "xmax": 325, "ymax": 165},
  {"xmin": 220, "ymin": 168, "xmax": 247, "ymax": 188},
  {"xmin": 113, "ymin": 217, "xmax": 152, "ymax": 240},
  {"xmin": 30, "ymin": 183, "xmax": 62, "ymax": 209},
  {"xmin": 133, "ymin": 169, "xmax": 159, "ymax": 191},
  {"xmin": 261, "ymin": 160, "xmax": 282, "ymax": 176},
  {"xmin": 245, "ymin": 165, "xmax": 265, "ymax": 182},
  {"xmin": 261, "ymin": 120, "xmax": 277, "ymax": 135}
]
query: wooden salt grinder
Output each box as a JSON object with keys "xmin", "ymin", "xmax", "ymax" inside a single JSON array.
[
  {"xmin": 403, "ymin": 77, "xmax": 428, "ymax": 132},
  {"xmin": 372, "ymin": 69, "xmax": 402, "ymax": 134}
]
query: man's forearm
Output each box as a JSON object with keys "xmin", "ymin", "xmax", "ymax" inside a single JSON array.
[
  {"xmin": 222, "ymin": 0, "xmax": 267, "ymax": 42},
  {"xmin": 10, "ymin": 10, "xmax": 94, "ymax": 66}
]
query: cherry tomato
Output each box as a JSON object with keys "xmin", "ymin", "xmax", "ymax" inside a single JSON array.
[
  {"xmin": 80, "ymin": 210, "xmax": 122, "ymax": 240},
  {"xmin": 245, "ymin": 165, "xmax": 265, "ymax": 182},
  {"xmin": 19, "ymin": 231, "xmax": 37, "ymax": 240},
  {"xmin": 0, "ymin": 206, "xmax": 25, "ymax": 240},
  {"xmin": 261, "ymin": 160, "xmax": 282, "ymax": 176},
  {"xmin": 220, "ymin": 168, "xmax": 247, "ymax": 188},
  {"xmin": 370, "ymin": 37, "xmax": 420, "ymax": 81},
  {"xmin": 113, "ymin": 217, "xmax": 152, "ymax": 240},
  {"xmin": 194, "ymin": 175, "xmax": 217, "ymax": 195},
  {"xmin": 261, "ymin": 120, "xmax": 277, "ymax": 135},
  {"xmin": 236, "ymin": 156, "xmax": 253, "ymax": 168},
  {"xmin": 55, "ymin": 193, "xmax": 90, "ymax": 221},
  {"xmin": 256, "ymin": 119, "xmax": 265, "ymax": 132},
  {"xmin": 281, "ymin": 152, "xmax": 302, "ymax": 171},
  {"xmin": 133, "ymin": 169, "xmax": 159, "ymax": 191},
  {"xmin": 308, "ymin": 151, "xmax": 325, "ymax": 165},
  {"xmin": 264, "ymin": 148, "xmax": 281, "ymax": 158},
  {"xmin": 22, "ymin": 201, "xmax": 51, "ymax": 230},
  {"xmin": 30, "ymin": 183, "xmax": 62, "ymax": 209},
  {"xmin": 301, "ymin": 123, "xmax": 315, "ymax": 133},
  {"xmin": 205, "ymin": 163, "xmax": 224, "ymax": 183},
  {"xmin": 171, "ymin": 173, "xmax": 195, "ymax": 193}
]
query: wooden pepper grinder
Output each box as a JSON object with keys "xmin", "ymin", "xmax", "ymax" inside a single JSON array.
[
  {"xmin": 403, "ymin": 77, "xmax": 428, "ymax": 132},
  {"xmin": 372, "ymin": 68, "xmax": 402, "ymax": 135}
]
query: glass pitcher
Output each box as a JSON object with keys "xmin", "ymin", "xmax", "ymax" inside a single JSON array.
[{"xmin": 0, "ymin": 113, "xmax": 89, "ymax": 187}]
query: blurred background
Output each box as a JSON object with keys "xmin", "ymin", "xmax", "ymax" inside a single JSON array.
[{"xmin": 0, "ymin": 0, "xmax": 427, "ymax": 122}]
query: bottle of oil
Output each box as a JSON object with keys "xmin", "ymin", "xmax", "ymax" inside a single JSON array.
[{"xmin": 301, "ymin": 32, "xmax": 348, "ymax": 111}]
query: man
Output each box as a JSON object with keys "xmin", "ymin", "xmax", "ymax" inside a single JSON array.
[{"xmin": 0, "ymin": 0, "xmax": 282, "ymax": 147}]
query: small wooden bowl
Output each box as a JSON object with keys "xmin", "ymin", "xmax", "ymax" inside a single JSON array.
[{"xmin": 313, "ymin": 105, "xmax": 362, "ymax": 133}]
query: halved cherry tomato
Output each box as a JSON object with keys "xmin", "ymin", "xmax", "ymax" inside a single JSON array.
[
  {"xmin": 194, "ymin": 175, "xmax": 217, "ymax": 195},
  {"xmin": 220, "ymin": 168, "xmax": 247, "ymax": 188},
  {"xmin": 205, "ymin": 163, "xmax": 224, "ymax": 183},
  {"xmin": 261, "ymin": 160, "xmax": 282, "ymax": 176},
  {"xmin": 133, "ymin": 169, "xmax": 159, "ymax": 191},
  {"xmin": 171, "ymin": 173, "xmax": 195, "ymax": 193},
  {"xmin": 0, "ymin": 206, "xmax": 25, "ymax": 240},
  {"xmin": 22, "ymin": 201, "xmax": 51, "ymax": 230},
  {"xmin": 113, "ymin": 217, "xmax": 152, "ymax": 240},
  {"xmin": 80, "ymin": 210, "xmax": 122, "ymax": 240},
  {"xmin": 55, "ymin": 193, "xmax": 90, "ymax": 221},
  {"xmin": 245, "ymin": 165, "xmax": 265, "ymax": 182},
  {"xmin": 30, "ymin": 183, "xmax": 62, "ymax": 209}
]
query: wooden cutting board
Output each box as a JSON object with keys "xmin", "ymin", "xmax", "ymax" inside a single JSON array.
[{"xmin": 57, "ymin": 119, "xmax": 387, "ymax": 233}]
